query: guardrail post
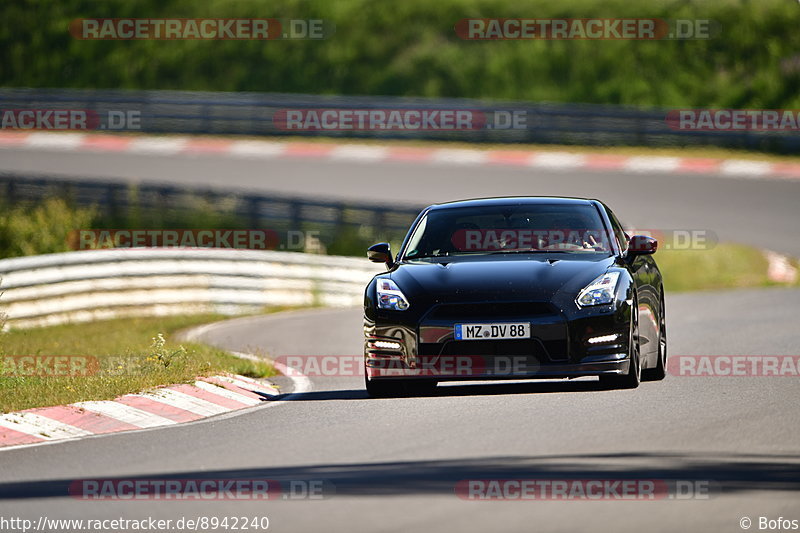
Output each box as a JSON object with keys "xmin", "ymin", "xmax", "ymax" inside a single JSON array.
[
  {"xmin": 373, "ymin": 209, "xmax": 386, "ymax": 236},
  {"xmin": 247, "ymin": 197, "xmax": 261, "ymax": 228},
  {"xmin": 290, "ymin": 200, "xmax": 302, "ymax": 232},
  {"xmin": 5, "ymin": 178, "xmax": 15, "ymax": 205}
]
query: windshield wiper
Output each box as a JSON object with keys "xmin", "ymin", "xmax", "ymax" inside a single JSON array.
[
  {"xmin": 405, "ymin": 250, "xmax": 492, "ymax": 259},
  {"xmin": 487, "ymin": 249, "xmax": 574, "ymax": 255},
  {"xmin": 405, "ymin": 252, "xmax": 452, "ymax": 259},
  {"xmin": 407, "ymin": 249, "xmax": 588, "ymax": 259}
]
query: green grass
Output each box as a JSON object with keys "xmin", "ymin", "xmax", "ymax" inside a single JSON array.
[
  {"xmin": 0, "ymin": 314, "xmax": 278, "ymax": 413},
  {"xmin": 0, "ymin": 197, "xmax": 97, "ymax": 258},
  {"xmin": 657, "ymin": 242, "xmax": 785, "ymax": 292}
]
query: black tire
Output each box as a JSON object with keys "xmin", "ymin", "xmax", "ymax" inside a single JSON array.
[
  {"xmin": 406, "ymin": 379, "xmax": 438, "ymax": 396},
  {"xmin": 643, "ymin": 294, "xmax": 667, "ymax": 381},
  {"xmin": 364, "ymin": 376, "xmax": 405, "ymax": 398},
  {"xmin": 600, "ymin": 295, "xmax": 641, "ymax": 389},
  {"xmin": 365, "ymin": 375, "xmax": 437, "ymax": 397}
]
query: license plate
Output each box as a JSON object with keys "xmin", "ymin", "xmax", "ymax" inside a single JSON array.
[{"xmin": 454, "ymin": 322, "xmax": 530, "ymax": 340}]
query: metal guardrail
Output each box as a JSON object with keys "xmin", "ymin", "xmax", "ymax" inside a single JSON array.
[
  {"xmin": 0, "ymin": 173, "xmax": 422, "ymax": 244},
  {"xmin": 0, "ymin": 173, "xmax": 411, "ymax": 330},
  {"xmin": 0, "ymin": 248, "xmax": 382, "ymax": 330},
  {"xmin": 1, "ymin": 88, "xmax": 798, "ymax": 152}
]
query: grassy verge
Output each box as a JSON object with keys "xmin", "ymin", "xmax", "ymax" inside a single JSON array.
[
  {"xmin": 0, "ymin": 314, "xmax": 279, "ymax": 413},
  {"xmin": 658, "ymin": 243, "xmax": 796, "ymax": 292}
]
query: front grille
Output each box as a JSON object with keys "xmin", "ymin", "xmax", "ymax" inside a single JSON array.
[
  {"xmin": 419, "ymin": 301, "xmax": 568, "ymax": 362},
  {"xmin": 426, "ymin": 301, "xmax": 556, "ymax": 320},
  {"xmin": 419, "ymin": 337, "xmax": 567, "ymax": 362},
  {"xmin": 440, "ymin": 339, "xmax": 547, "ymax": 358},
  {"xmin": 416, "ymin": 339, "xmax": 545, "ymax": 375}
]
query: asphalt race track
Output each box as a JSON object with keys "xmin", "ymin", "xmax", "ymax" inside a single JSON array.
[
  {"xmin": 1, "ymin": 291, "xmax": 799, "ymax": 532},
  {"xmin": 1, "ymin": 147, "xmax": 799, "ymax": 532}
]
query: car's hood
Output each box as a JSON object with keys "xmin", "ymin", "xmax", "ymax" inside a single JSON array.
[{"xmin": 390, "ymin": 255, "xmax": 617, "ymax": 308}]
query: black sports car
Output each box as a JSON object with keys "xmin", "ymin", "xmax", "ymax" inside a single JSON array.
[{"xmin": 363, "ymin": 197, "xmax": 666, "ymax": 397}]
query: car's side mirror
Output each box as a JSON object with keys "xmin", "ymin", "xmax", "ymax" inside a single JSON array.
[
  {"xmin": 627, "ymin": 235, "xmax": 658, "ymax": 256},
  {"xmin": 368, "ymin": 242, "xmax": 394, "ymax": 268}
]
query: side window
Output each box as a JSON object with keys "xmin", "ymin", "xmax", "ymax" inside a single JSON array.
[
  {"xmin": 403, "ymin": 214, "xmax": 428, "ymax": 258},
  {"xmin": 608, "ymin": 211, "xmax": 629, "ymax": 254}
]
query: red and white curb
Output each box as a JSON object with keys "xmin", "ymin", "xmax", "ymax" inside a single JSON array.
[
  {"xmin": 765, "ymin": 251, "xmax": 799, "ymax": 284},
  {"xmin": 1, "ymin": 131, "xmax": 799, "ymax": 180},
  {"xmin": 0, "ymin": 373, "xmax": 281, "ymax": 450}
]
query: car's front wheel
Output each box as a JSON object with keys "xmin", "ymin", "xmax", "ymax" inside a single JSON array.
[
  {"xmin": 600, "ymin": 295, "xmax": 641, "ymax": 389},
  {"xmin": 643, "ymin": 294, "xmax": 667, "ymax": 381},
  {"xmin": 365, "ymin": 373, "xmax": 437, "ymax": 398},
  {"xmin": 406, "ymin": 379, "xmax": 438, "ymax": 395},
  {"xmin": 365, "ymin": 376, "xmax": 404, "ymax": 397}
]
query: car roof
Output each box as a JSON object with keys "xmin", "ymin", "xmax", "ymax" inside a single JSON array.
[{"xmin": 425, "ymin": 196, "xmax": 600, "ymax": 211}]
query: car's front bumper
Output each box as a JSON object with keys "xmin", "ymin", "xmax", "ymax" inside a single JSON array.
[{"xmin": 364, "ymin": 300, "xmax": 632, "ymax": 381}]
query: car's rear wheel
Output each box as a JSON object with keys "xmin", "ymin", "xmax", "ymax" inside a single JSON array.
[
  {"xmin": 643, "ymin": 294, "xmax": 667, "ymax": 381},
  {"xmin": 600, "ymin": 295, "xmax": 641, "ymax": 389}
]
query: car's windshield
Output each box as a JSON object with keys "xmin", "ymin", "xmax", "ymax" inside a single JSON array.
[{"xmin": 403, "ymin": 203, "xmax": 612, "ymax": 259}]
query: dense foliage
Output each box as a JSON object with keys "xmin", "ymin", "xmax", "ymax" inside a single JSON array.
[{"xmin": 2, "ymin": 0, "xmax": 799, "ymax": 107}]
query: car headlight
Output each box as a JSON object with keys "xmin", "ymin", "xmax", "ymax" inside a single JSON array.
[
  {"xmin": 576, "ymin": 272, "xmax": 620, "ymax": 307},
  {"xmin": 376, "ymin": 278, "xmax": 410, "ymax": 310}
]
